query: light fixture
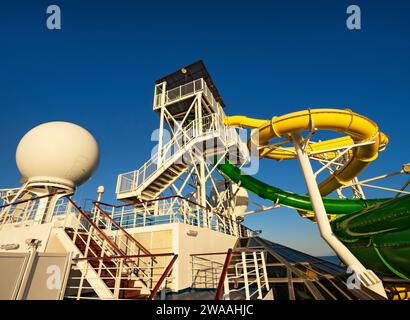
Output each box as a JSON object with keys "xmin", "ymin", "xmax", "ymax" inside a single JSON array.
[
  {"xmin": 0, "ymin": 243, "xmax": 20, "ymax": 250},
  {"xmin": 186, "ymin": 230, "xmax": 198, "ymax": 237}
]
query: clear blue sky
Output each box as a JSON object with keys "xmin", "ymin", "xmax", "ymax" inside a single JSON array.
[{"xmin": 0, "ymin": 0, "xmax": 409, "ymax": 255}]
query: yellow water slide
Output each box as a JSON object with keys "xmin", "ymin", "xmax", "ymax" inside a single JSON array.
[{"xmin": 224, "ymin": 109, "xmax": 389, "ymax": 196}]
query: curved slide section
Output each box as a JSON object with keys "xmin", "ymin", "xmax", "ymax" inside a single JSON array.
[
  {"xmin": 221, "ymin": 108, "xmax": 410, "ymax": 280},
  {"xmin": 217, "ymin": 161, "xmax": 389, "ymax": 215},
  {"xmin": 217, "ymin": 161, "xmax": 410, "ymax": 280},
  {"xmin": 224, "ymin": 109, "xmax": 389, "ymax": 196}
]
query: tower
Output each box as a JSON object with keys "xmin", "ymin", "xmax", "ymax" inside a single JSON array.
[{"xmin": 116, "ymin": 61, "xmax": 249, "ymax": 228}]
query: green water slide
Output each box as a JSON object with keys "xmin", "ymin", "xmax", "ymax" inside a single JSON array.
[{"xmin": 217, "ymin": 161, "xmax": 410, "ymax": 280}]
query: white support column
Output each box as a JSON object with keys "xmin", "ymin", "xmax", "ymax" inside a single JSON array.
[
  {"xmin": 33, "ymin": 196, "xmax": 49, "ymax": 223},
  {"xmin": 196, "ymin": 93, "xmax": 208, "ymax": 227},
  {"xmin": 157, "ymin": 82, "xmax": 167, "ymax": 168},
  {"xmin": 291, "ymin": 133, "xmax": 387, "ymax": 298}
]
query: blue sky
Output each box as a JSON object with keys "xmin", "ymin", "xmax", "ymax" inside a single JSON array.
[{"xmin": 0, "ymin": 0, "xmax": 409, "ymax": 255}]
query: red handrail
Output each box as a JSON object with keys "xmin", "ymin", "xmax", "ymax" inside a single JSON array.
[
  {"xmin": 66, "ymin": 197, "xmax": 124, "ymax": 256},
  {"xmin": 72, "ymin": 252, "xmax": 175, "ymax": 261},
  {"xmin": 93, "ymin": 202, "xmax": 155, "ymax": 260},
  {"xmin": 215, "ymin": 249, "xmax": 233, "ymax": 300},
  {"xmin": 147, "ymin": 254, "xmax": 178, "ymax": 300}
]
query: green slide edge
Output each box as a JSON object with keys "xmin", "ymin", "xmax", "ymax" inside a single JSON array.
[{"xmin": 217, "ymin": 161, "xmax": 389, "ymax": 215}]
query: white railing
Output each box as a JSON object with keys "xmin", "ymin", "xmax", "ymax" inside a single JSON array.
[
  {"xmin": 62, "ymin": 199, "xmax": 177, "ymax": 299},
  {"xmin": 96, "ymin": 196, "xmax": 257, "ymax": 238},
  {"xmin": 0, "ymin": 188, "xmax": 20, "ymax": 207},
  {"xmin": 116, "ymin": 113, "xmax": 221, "ymax": 194},
  {"xmin": 0, "ymin": 194, "xmax": 79, "ymax": 228},
  {"xmin": 165, "ymin": 79, "xmax": 203, "ymax": 104},
  {"xmin": 65, "ymin": 253, "xmax": 177, "ymax": 300},
  {"xmin": 117, "ymin": 112, "xmax": 249, "ymax": 195},
  {"xmin": 223, "ymin": 249, "xmax": 270, "ymax": 300},
  {"xmin": 0, "ymin": 188, "xmax": 19, "ymax": 199},
  {"xmin": 154, "ymin": 78, "xmax": 222, "ymax": 112},
  {"xmin": 118, "ymin": 78, "xmax": 250, "ymax": 197},
  {"xmin": 0, "ymin": 195, "xmax": 50, "ymax": 227},
  {"xmin": 191, "ymin": 255, "xmax": 224, "ymax": 289},
  {"xmin": 202, "ymin": 79, "xmax": 221, "ymax": 112}
]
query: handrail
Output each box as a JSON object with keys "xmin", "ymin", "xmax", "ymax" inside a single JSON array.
[
  {"xmin": 191, "ymin": 252, "xmax": 229, "ymax": 257},
  {"xmin": 117, "ymin": 113, "xmax": 223, "ymax": 194},
  {"xmin": 96, "ymin": 195, "xmax": 258, "ymax": 238},
  {"xmin": 147, "ymin": 254, "xmax": 178, "ymax": 300},
  {"xmin": 232, "ymin": 248, "xmax": 266, "ymax": 253},
  {"xmin": 65, "ymin": 197, "xmax": 124, "ymax": 256},
  {"xmin": 0, "ymin": 191, "xmax": 68, "ymax": 210},
  {"xmin": 93, "ymin": 201, "xmax": 154, "ymax": 260},
  {"xmin": 215, "ymin": 249, "xmax": 233, "ymax": 300},
  {"xmin": 72, "ymin": 252, "xmax": 175, "ymax": 261},
  {"xmin": 117, "ymin": 115, "xmax": 199, "ymax": 192},
  {"xmin": 98, "ymin": 195, "xmax": 209, "ymax": 210}
]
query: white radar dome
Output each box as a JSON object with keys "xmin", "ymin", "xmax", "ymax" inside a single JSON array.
[{"xmin": 16, "ymin": 122, "xmax": 100, "ymax": 188}]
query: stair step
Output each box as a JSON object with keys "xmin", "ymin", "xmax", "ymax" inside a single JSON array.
[
  {"xmin": 172, "ymin": 163, "xmax": 188, "ymax": 170},
  {"xmin": 147, "ymin": 185, "xmax": 162, "ymax": 192},
  {"xmin": 166, "ymin": 168, "xmax": 180, "ymax": 176},
  {"xmin": 63, "ymin": 209, "xmax": 157, "ymax": 300},
  {"xmin": 122, "ymin": 160, "xmax": 190, "ymax": 201},
  {"xmin": 141, "ymin": 191, "xmax": 157, "ymax": 198},
  {"xmin": 120, "ymin": 290, "xmax": 150, "ymax": 300}
]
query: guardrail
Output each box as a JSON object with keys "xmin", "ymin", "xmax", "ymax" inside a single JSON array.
[
  {"xmin": 0, "ymin": 192, "xmax": 257, "ymax": 238},
  {"xmin": 0, "ymin": 188, "xmax": 19, "ymax": 205},
  {"xmin": 116, "ymin": 113, "xmax": 221, "ymax": 195},
  {"xmin": 93, "ymin": 195, "xmax": 257, "ymax": 238},
  {"xmin": 191, "ymin": 253, "xmax": 225, "ymax": 289},
  {"xmin": 66, "ymin": 253, "xmax": 178, "ymax": 300},
  {"xmin": 116, "ymin": 113, "xmax": 248, "ymax": 196},
  {"xmin": 63, "ymin": 198, "xmax": 178, "ymax": 300},
  {"xmin": 225, "ymin": 249, "xmax": 270, "ymax": 300},
  {"xmin": 0, "ymin": 192, "xmax": 68, "ymax": 227},
  {"xmin": 154, "ymin": 78, "xmax": 222, "ymax": 112},
  {"xmin": 210, "ymin": 249, "xmax": 270, "ymax": 300}
]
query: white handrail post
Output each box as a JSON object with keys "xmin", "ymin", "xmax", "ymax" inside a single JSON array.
[
  {"xmin": 260, "ymin": 251, "xmax": 270, "ymax": 291},
  {"xmin": 242, "ymin": 252, "xmax": 250, "ymax": 300},
  {"xmin": 253, "ymin": 251, "xmax": 262, "ymax": 299},
  {"xmin": 133, "ymin": 171, "xmax": 137, "ymax": 190},
  {"xmin": 77, "ymin": 265, "xmax": 86, "ymax": 300},
  {"xmin": 223, "ymin": 274, "xmax": 230, "ymax": 300},
  {"xmin": 114, "ymin": 258, "xmax": 123, "ymax": 299}
]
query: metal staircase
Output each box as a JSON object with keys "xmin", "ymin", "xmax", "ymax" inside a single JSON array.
[
  {"xmin": 222, "ymin": 248, "xmax": 270, "ymax": 300},
  {"xmin": 215, "ymin": 237, "xmax": 386, "ymax": 300},
  {"xmin": 58, "ymin": 198, "xmax": 177, "ymax": 300},
  {"xmin": 142, "ymin": 163, "xmax": 189, "ymax": 200},
  {"xmin": 0, "ymin": 192, "xmax": 178, "ymax": 300},
  {"xmin": 117, "ymin": 113, "xmax": 246, "ymax": 202},
  {"xmin": 116, "ymin": 65, "xmax": 249, "ymax": 204}
]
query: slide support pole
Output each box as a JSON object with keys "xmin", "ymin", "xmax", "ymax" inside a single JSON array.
[{"xmin": 291, "ymin": 133, "xmax": 387, "ymax": 298}]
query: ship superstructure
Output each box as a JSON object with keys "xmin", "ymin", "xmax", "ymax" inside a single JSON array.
[{"xmin": 0, "ymin": 61, "xmax": 396, "ymax": 300}]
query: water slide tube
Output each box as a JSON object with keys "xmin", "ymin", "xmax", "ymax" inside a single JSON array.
[
  {"xmin": 224, "ymin": 109, "xmax": 389, "ymax": 196},
  {"xmin": 217, "ymin": 161, "xmax": 410, "ymax": 280},
  {"xmin": 219, "ymin": 109, "xmax": 410, "ymax": 280}
]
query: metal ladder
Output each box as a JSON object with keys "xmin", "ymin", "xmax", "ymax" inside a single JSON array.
[{"xmin": 223, "ymin": 249, "xmax": 270, "ymax": 300}]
